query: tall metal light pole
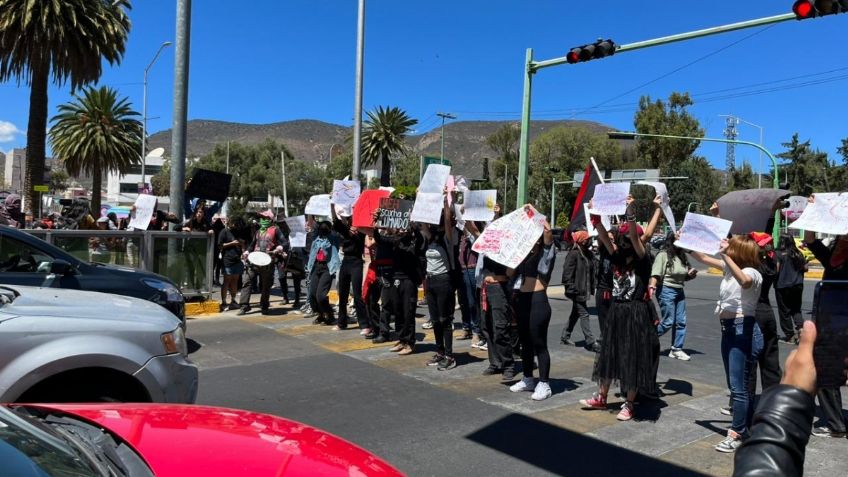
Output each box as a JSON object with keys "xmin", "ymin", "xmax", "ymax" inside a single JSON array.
[
  {"xmin": 437, "ymin": 112, "xmax": 456, "ymax": 164},
  {"xmin": 720, "ymin": 115, "xmax": 764, "ymax": 188},
  {"xmin": 169, "ymin": 0, "xmax": 191, "ymax": 224},
  {"xmin": 141, "ymin": 41, "xmax": 171, "ymax": 187},
  {"xmin": 351, "ymin": 0, "xmax": 365, "ymax": 179}
]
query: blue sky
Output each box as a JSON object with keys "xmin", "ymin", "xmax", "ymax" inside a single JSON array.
[{"xmin": 1, "ymin": 0, "xmax": 846, "ymax": 175}]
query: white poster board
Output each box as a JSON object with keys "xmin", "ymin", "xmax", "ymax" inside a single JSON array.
[
  {"xmin": 471, "ymin": 206, "xmax": 546, "ymax": 268},
  {"xmin": 409, "ymin": 192, "xmax": 444, "ymax": 225},
  {"xmin": 591, "ymin": 183, "xmax": 630, "ymax": 216},
  {"xmin": 782, "ymin": 196, "xmax": 808, "ymax": 221},
  {"xmin": 637, "ymin": 181, "xmax": 677, "ymax": 232},
  {"xmin": 128, "ymin": 194, "xmax": 157, "ymax": 230},
  {"xmin": 285, "ymin": 215, "xmax": 307, "ymax": 248},
  {"xmin": 789, "ymin": 193, "xmax": 848, "ymax": 235},
  {"xmin": 419, "ymin": 164, "xmax": 451, "ymax": 193},
  {"xmin": 331, "ymin": 180, "xmax": 361, "ymax": 207},
  {"xmin": 676, "ymin": 212, "xmax": 733, "ymax": 255},
  {"xmin": 304, "ymin": 194, "xmax": 332, "ymax": 217},
  {"xmin": 462, "ymin": 190, "xmax": 497, "ymax": 222}
]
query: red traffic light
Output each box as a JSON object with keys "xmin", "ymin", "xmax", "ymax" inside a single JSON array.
[
  {"xmin": 793, "ymin": 0, "xmax": 815, "ymax": 18},
  {"xmin": 566, "ymin": 39, "xmax": 616, "ymax": 64},
  {"xmin": 793, "ymin": 0, "xmax": 848, "ymax": 18}
]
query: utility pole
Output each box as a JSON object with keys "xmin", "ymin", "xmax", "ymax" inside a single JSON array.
[
  {"xmin": 221, "ymin": 141, "xmax": 230, "ymax": 218},
  {"xmin": 437, "ymin": 112, "xmax": 456, "ymax": 164},
  {"xmin": 351, "ymin": 0, "xmax": 365, "ymax": 178},
  {"xmin": 169, "ymin": 0, "xmax": 191, "ymax": 224},
  {"xmin": 281, "ymin": 151, "xmax": 289, "ymax": 217}
]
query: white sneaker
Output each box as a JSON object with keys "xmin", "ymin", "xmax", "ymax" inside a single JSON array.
[
  {"xmin": 510, "ymin": 377, "xmax": 536, "ymax": 393},
  {"xmin": 531, "ymin": 381, "xmax": 552, "ymax": 401},
  {"xmin": 669, "ymin": 348, "xmax": 691, "ymax": 361},
  {"xmin": 715, "ymin": 430, "xmax": 744, "ymax": 453}
]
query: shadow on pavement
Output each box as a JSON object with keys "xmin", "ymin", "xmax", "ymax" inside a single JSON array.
[
  {"xmin": 187, "ymin": 338, "xmax": 202, "ymax": 354},
  {"xmin": 467, "ymin": 413, "xmax": 710, "ymax": 477}
]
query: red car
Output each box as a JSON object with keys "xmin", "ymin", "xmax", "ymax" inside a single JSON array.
[{"xmin": 1, "ymin": 403, "xmax": 404, "ymax": 477}]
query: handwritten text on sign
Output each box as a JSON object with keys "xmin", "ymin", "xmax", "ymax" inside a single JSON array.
[
  {"xmin": 676, "ymin": 212, "xmax": 733, "ymax": 255},
  {"xmin": 304, "ymin": 194, "xmax": 332, "ymax": 217},
  {"xmin": 285, "ymin": 215, "xmax": 307, "ymax": 248},
  {"xmin": 472, "ymin": 206, "xmax": 546, "ymax": 268},
  {"xmin": 419, "ymin": 164, "xmax": 451, "ymax": 193},
  {"xmin": 409, "ymin": 192, "xmax": 444, "ymax": 225},
  {"xmin": 462, "ymin": 190, "xmax": 497, "ymax": 222},
  {"xmin": 591, "ymin": 182, "xmax": 630, "ymax": 216},
  {"xmin": 331, "ymin": 180, "xmax": 361, "ymax": 207},
  {"xmin": 377, "ymin": 198, "xmax": 413, "ymax": 230},
  {"xmin": 789, "ymin": 193, "xmax": 848, "ymax": 235},
  {"xmin": 128, "ymin": 194, "xmax": 157, "ymax": 230}
]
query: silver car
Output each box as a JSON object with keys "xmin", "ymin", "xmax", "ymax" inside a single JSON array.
[{"xmin": 0, "ymin": 285, "xmax": 198, "ymax": 403}]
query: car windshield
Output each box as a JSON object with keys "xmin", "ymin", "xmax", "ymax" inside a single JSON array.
[{"xmin": 0, "ymin": 406, "xmax": 99, "ymax": 477}]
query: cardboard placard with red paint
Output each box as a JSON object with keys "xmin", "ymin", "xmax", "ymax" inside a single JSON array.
[{"xmin": 352, "ymin": 189, "xmax": 391, "ymax": 228}]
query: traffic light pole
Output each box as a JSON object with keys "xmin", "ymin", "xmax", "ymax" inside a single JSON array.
[
  {"xmin": 609, "ymin": 131, "xmax": 782, "ymax": 240},
  {"xmin": 516, "ymin": 11, "xmax": 797, "ymax": 209}
]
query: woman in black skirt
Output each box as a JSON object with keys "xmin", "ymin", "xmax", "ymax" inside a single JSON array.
[{"xmin": 580, "ymin": 203, "xmax": 656, "ymax": 421}]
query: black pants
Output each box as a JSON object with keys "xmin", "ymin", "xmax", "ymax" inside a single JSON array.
[
  {"xmin": 338, "ymin": 259, "xmax": 366, "ymax": 328},
  {"xmin": 775, "ymin": 285, "xmax": 804, "ymax": 339},
  {"xmin": 517, "ymin": 291, "xmax": 552, "ymax": 382},
  {"xmin": 366, "ymin": 278, "xmax": 382, "ymax": 332},
  {"xmin": 748, "ymin": 303, "xmax": 782, "ymax": 394},
  {"xmin": 817, "ymin": 387, "xmax": 847, "ymax": 433},
  {"xmin": 238, "ymin": 264, "xmax": 273, "ymax": 311},
  {"xmin": 379, "ymin": 276, "xmax": 418, "ymax": 344},
  {"xmin": 309, "ymin": 264, "xmax": 335, "ymax": 318},
  {"xmin": 280, "ymin": 273, "xmax": 303, "ymax": 305},
  {"xmin": 596, "ymin": 287, "xmax": 612, "ymax": 341},
  {"xmin": 427, "ymin": 273, "xmax": 455, "ymax": 356},
  {"xmin": 562, "ymin": 297, "xmax": 595, "ymax": 345},
  {"xmin": 481, "ymin": 282, "xmax": 515, "ymax": 372}
]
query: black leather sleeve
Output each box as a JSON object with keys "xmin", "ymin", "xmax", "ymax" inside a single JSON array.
[{"xmin": 733, "ymin": 385, "xmax": 814, "ymax": 477}]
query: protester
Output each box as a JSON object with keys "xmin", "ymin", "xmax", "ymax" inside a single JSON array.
[
  {"xmin": 650, "ymin": 230, "xmax": 698, "ymax": 361},
  {"xmin": 775, "ymin": 234, "xmax": 807, "ymax": 344},
  {"xmin": 182, "ymin": 205, "xmax": 213, "ymax": 292},
  {"xmin": 746, "ymin": 231, "xmax": 782, "ymax": 395},
  {"xmin": 217, "ymin": 216, "xmax": 244, "ymax": 312},
  {"xmin": 0, "ymin": 193, "xmax": 23, "ymax": 228},
  {"xmin": 331, "ymin": 206, "xmax": 367, "ymax": 332},
  {"xmin": 455, "ymin": 219, "xmax": 482, "ymax": 345},
  {"xmin": 89, "ymin": 217, "xmax": 112, "ymax": 263},
  {"xmin": 106, "ymin": 212, "xmax": 119, "ymax": 231},
  {"xmin": 560, "ymin": 228, "xmax": 599, "ymax": 352},
  {"xmin": 238, "ymin": 210, "xmax": 287, "ymax": 315},
  {"xmin": 689, "ymin": 235, "xmax": 764, "ymax": 452},
  {"xmin": 580, "ymin": 202, "xmax": 656, "ymax": 422},
  {"xmin": 306, "ymin": 220, "xmax": 341, "ymax": 325},
  {"xmin": 361, "ymin": 232, "xmax": 381, "ymax": 339},
  {"xmin": 803, "ymin": 195, "xmax": 848, "ymax": 439},
  {"xmin": 420, "ymin": 200, "xmax": 458, "ymax": 371},
  {"xmin": 509, "ymin": 209, "xmax": 556, "ymax": 400},
  {"xmin": 211, "ymin": 215, "xmax": 226, "ymax": 286}
]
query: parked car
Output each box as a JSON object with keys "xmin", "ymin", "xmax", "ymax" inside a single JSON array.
[
  {"xmin": 1, "ymin": 403, "xmax": 403, "ymax": 477},
  {"xmin": 0, "ymin": 225, "xmax": 184, "ymax": 322},
  {"xmin": 0, "ymin": 285, "xmax": 197, "ymax": 403}
]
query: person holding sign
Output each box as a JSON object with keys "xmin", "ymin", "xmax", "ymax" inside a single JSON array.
[
  {"xmin": 688, "ymin": 235, "xmax": 764, "ymax": 452},
  {"xmin": 580, "ymin": 201, "xmax": 656, "ymax": 422},
  {"xmin": 306, "ymin": 221, "xmax": 341, "ymax": 325},
  {"xmin": 331, "ymin": 206, "xmax": 367, "ymax": 332},
  {"xmin": 508, "ymin": 206, "xmax": 557, "ymax": 401}
]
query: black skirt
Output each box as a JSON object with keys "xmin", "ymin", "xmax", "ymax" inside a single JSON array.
[{"xmin": 592, "ymin": 299, "xmax": 657, "ymax": 393}]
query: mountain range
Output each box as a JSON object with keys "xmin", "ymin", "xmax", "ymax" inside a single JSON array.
[{"xmin": 147, "ymin": 118, "xmax": 614, "ymax": 177}]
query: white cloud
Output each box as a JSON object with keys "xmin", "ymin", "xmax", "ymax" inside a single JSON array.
[{"xmin": 0, "ymin": 120, "xmax": 23, "ymax": 143}]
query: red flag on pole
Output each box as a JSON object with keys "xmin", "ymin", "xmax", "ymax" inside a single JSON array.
[{"xmin": 570, "ymin": 161, "xmax": 603, "ymax": 230}]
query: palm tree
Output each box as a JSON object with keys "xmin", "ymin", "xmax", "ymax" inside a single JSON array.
[
  {"xmin": 0, "ymin": 0, "xmax": 131, "ymax": 213},
  {"xmin": 361, "ymin": 106, "xmax": 417, "ymax": 187},
  {"xmin": 49, "ymin": 86, "xmax": 141, "ymax": 217}
]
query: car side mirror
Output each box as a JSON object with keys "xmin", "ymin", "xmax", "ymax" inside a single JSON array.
[{"xmin": 50, "ymin": 259, "xmax": 74, "ymax": 276}]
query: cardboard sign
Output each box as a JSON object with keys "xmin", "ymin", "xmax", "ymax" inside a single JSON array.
[
  {"xmin": 128, "ymin": 194, "xmax": 157, "ymax": 230},
  {"xmin": 716, "ymin": 188, "xmax": 790, "ymax": 234},
  {"xmin": 186, "ymin": 169, "xmax": 232, "ymax": 202},
  {"xmin": 331, "ymin": 180, "xmax": 361, "ymax": 207},
  {"xmin": 676, "ymin": 212, "xmax": 733, "ymax": 255},
  {"xmin": 471, "ymin": 206, "xmax": 546, "ymax": 268},
  {"xmin": 285, "ymin": 215, "xmax": 307, "ymax": 248},
  {"xmin": 352, "ymin": 189, "xmax": 391, "ymax": 228},
  {"xmin": 410, "ymin": 192, "xmax": 444, "ymax": 225},
  {"xmin": 782, "ymin": 196, "xmax": 808, "ymax": 221},
  {"xmin": 636, "ymin": 181, "xmax": 677, "ymax": 232},
  {"xmin": 462, "ymin": 190, "xmax": 497, "ymax": 222},
  {"xmin": 376, "ymin": 198, "xmax": 413, "ymax": 230},
  {"xmin": 590, "ymin": 183, "xmax": 630, "ymax": 216},
  {"xmin": 304, "ymin": 194, "xmax": 332, "ymax": 217},
  {"xmin": 419, "ymin": 164, "xmax": 451, "ymax": 193},
  {"xmin": 789, "ymin": 193, "xmax": 848, "ymax": 235}
]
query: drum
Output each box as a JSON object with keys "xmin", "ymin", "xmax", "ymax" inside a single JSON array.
[{"xmin": 247, "ymin": 251, "xmax": 272, "ymax": 267}]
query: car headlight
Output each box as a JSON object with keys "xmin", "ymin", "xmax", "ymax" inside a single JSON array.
[
  {"xmin": 161, "ymin": 326, "xmax": 188, "ymax": 357},
  {"xmin": 142, "ymin": 278, "xmax": 183, "ymax": 302}
]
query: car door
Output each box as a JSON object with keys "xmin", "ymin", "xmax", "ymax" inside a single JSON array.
[{"xmin": 0, "ymin": 233, "xmax": 59, "ymax": 287}]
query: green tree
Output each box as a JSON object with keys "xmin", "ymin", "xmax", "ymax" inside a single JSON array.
[
  {"xmin": 731, "ymin": 161, "xmax": 757, "ymax": 190},
  {"xmin": 0, "ymin": 0, "xmax": 131, "ymax": 213},
  {"xmin": 48, "ymin": 169, "xmax": 69, "ymax": 193},
  {"xmin": 487, "ymin": 124, "xmax": 520, "ymax": 208},
  {"xmin": 360, "ymin": 106, "xmax": 417, "ymax": 187},
  {"xmin": 392, "ymin": 152, "xmax": 421, "ymax": 187},
  {"xmin": 150, "ymin": 159, "xmax": 172, "ymax": 197},
  {"xmin": 665, "ymin": 157, "xmax": 721, "ymax": 220},
  {"xmin": 633, "ymin": 92, "xmax": 704, "ymax": 172},
  {"xmin": 49, "ymin": 86, "xmax": 141, "ymax": 217},
  {"xmin": 777, "ymin": 133, "xmax": 830, "ymax": 196}
]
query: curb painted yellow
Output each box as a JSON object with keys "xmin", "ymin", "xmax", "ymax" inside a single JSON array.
[{"xmin": 185, "ymin": 301, "xmax": 221, "ymax": 317}]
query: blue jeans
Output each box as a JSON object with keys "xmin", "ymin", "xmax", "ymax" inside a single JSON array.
[
  {"xmin": 656, "ymin": 286, "xmax": 687, "ymax": 350},
  {"xmin": 720, "ymin": 316, "xmax": 761, "ymax": 434},
  {"xmin": 457, "ymin": 268, "xmax": 481, "ymax": 334}
]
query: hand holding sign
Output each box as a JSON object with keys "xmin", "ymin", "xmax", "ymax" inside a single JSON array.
[
  {"xmin": 788, "ymin": 192, "xmax": 848, "ymax": 235},
  {"xmin": 591, "ymin": 183, "xmax": 630, "ymax": 216},
  {"xmin": 676, "ymin": 212, "xmax": 733, "ymax": 255}
]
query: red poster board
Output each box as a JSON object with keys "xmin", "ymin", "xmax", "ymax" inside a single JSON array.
[{"xmin": 352, "ymin": 189, "xmax": 391, "ymax": 228}]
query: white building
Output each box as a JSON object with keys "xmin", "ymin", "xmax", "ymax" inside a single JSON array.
[{"xmin": 106, "ymin": 155, "xmax": 167, "ymax": 206}]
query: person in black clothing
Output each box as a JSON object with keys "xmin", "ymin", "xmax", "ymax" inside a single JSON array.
[
  {"xmin": 775, "ymin": 234, "xmax": 807, "ymax": 343},
  {"xmin": 218, "ymin": 216, "xmax": 245, "ymax": 311},
  {"xmin": 747, "ymin": 231, "xmax": 782, "ymax": 395},
  {"xmin": 561, "ymin": 229, "xmax": 599, "ymax": 352},
  {"xmin": 211, "ymin": 216, "xmax": 225, "ymax": 286},
  {"xmin": 420, "ymin": 200, "xmax": 458, "ymax": 370},
  {"xmin": 276, "ymin": 216, "xmax": 303, "ymax": 307},
  {"xmin": 331, "ymin": 206, "xmax": 367, "ymax": 331}
]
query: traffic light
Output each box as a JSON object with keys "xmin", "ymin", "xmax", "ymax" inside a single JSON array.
[
  {"xmin": 566, "ymin": 39, "xmax": 616, "ymax": 64},
  {"xmin": 792, "ymin": 0, "xmax": 848, "ymax": 19}
]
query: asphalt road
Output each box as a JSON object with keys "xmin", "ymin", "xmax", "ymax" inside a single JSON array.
[{"xmin": 185, "ymin": 259, "xmax": 847, "ymax": 477}]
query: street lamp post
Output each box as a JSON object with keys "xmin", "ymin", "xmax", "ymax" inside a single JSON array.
[
  {"xmin": 351, "ymin": 0, "xmax": 365, "ymax": 178},
  {"xmin": 141, "ymin": 41, "xmax": 172, "ymax": 187},
  {"xmin": 436, "ymin": 112, "xmax": 456, "ymax": 163}
]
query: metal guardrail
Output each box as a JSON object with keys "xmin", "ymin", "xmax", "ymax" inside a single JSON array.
[{"xmin": 24, "ymin": 229, "xmax": 215, "ymax": 297}]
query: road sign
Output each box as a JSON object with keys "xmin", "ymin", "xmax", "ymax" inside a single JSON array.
[
  {"xmin": 423, "ymin": 156, "xmax": 451, "ymax": 168},
  {"xmin": 33, "ymin": 185, "xmax": 49, "ymax": 192}
]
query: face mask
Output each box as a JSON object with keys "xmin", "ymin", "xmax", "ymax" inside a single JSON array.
[{"xmin": 259, "ymin": 218, "xmax": 271, "ymax": 233}]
